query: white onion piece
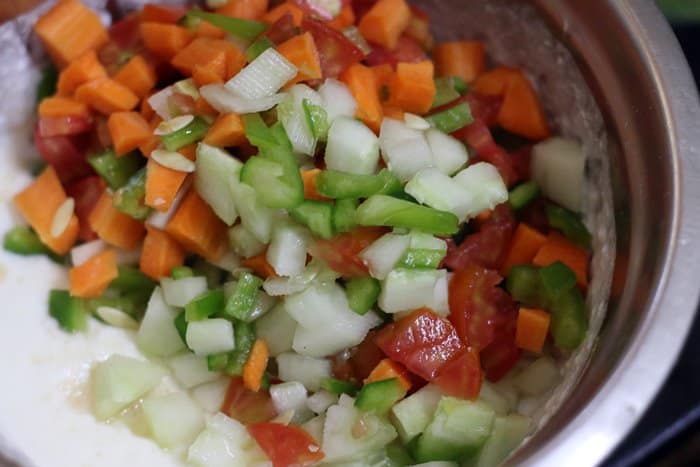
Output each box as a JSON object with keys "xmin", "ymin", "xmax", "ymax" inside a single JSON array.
[{"xmin": 200, "ymin": 84, "xmax": 287, "ymax": 114}]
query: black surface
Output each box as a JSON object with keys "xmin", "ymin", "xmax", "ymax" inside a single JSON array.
[{"xmin": 602, "ymin": 23, "xmax": 700, "ymax": 467}]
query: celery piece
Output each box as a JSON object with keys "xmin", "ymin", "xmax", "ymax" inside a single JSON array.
[
  {"xmin": 508, "ymin": 181, "xmax": 540, "ymax": 211},
  {"xmin": 290, "ymin": 200, "xmax": 335, "ymax": 239},
  {"xmin": 172, "ymin": 266, "xmax": 195, "ymax": 280},
  {"xmin": 316, "ymin": 169, "xmax": 402, "ymax": 199},
  {"xmin": 224, "ymin": 272, "xmax": 263, "ymax": 321},
  {"xmin": 186, "ymin": 8, "xmax": 268, "ymax": 41},
  {"xmin": 49, "ymin": 290, "xmax": 88, "ymax": 333},
  {"xmin": 426, "ymin": 102, "xmax": 473, "ymax": 134},
  {"xmin": 546, "ymin": 204, "xmax": 592, "ymax": 249},
  {"xmin": 321, "ymin": 377, "xmax": 360, "ymax": 396},
  {"xmin": 88, "ymin": 149, "xmax": 143, "ymax": 190},
  {"xmin": 432, "ymin": 77, "xmax": 461, "ymax": 108},
  {"xmin": 225, "ymin": 320, "xmax": 256, "ymax": 376},
  {"xmin": 185, "ymin": 289, "xmax": 226, "ymax": 322},
  {"xmin": 333, "ymin": 199, "xmax": 358, "ymax": 233},
  {"xmin": 356, "ymin": 195, "xmax": 459, "ymax": 236},
  {"xmin": 345, "ymin": 277, "xmax": 381, "ymax": 315},
  {"xmin": 355, "ymin": 378, "xmax": 406, "ymax": 415},
  {"xmin": 161, "ymin": 117, "xmax": 209, "ymax": 151},
  {"xmin": 245, "ymin": 36, "xmax": 274, "ymax": 62},
  {"xmin": 113, "ymin": 167, "xmax": 152, "ymax": 220}
]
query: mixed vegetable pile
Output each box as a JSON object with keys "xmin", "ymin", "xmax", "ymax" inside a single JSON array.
[{"xmin": 5, "ymin": 0, "xmax": 592, "ymax": 465}]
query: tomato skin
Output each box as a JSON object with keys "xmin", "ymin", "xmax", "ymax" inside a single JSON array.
[
  {"xmin": 464, "ymin": 94, "xmax": 503, "ymax": 127},
  {"xmin": 433, "ymin": 347, "xmax": 482, "ymax": 400},
  {"xmin": 365, "ymin": 35, "xmax": 427, "ymax": 68},
  {"xmin": 221, "ymin": 377, "xmax": 276, "ymax": 425},
  {"xmin": 65, "ymin": 176, "xmax": 104, "ymax": 241},
  {"xmin": 309, "ymin": 227, "xmax": 387, "ymax": 278},
  {"xmin": 37, "ymin": 115, "xmax": 93, "ymax": 138},
  {"xmin": 375, "ymin": 309, "xmax": 464, "ymax": 381},
  {"xmin": 454, "ymin": 119, "xmax": 519, "ymax": 186},
  {"xmin": 302, "ymin": 18, "xmax": 365, "ymax": 78},
  {"xmin": 480, "ymin": 325, "xmax": 521, "ymax": 382},
  {"xmin": 34, "ymin": 125, "xmax": 93, "ymax": 185},
  {"xmin": 248, "ymin": 422, "xmax": 325, "ymax": 467},
  {"xmin": 265, "ymin": 12, "xmax": 301, "ymax": 45}
]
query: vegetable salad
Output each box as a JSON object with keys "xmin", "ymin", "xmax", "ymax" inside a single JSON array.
[{"xmin": 5, "ymin": 0, "xmax": 591, "ymax": 465}]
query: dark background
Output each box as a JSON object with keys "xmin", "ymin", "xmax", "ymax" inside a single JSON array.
[{"xmin": 602, "ymin": 17, "xmax": 700, "ymax": 467}]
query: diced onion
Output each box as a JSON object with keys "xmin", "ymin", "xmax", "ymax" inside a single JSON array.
[
  {"xmin": 318, "ymin": 79, "xmax": 357, "ymax": 125},
  {"xmin": 379, "ymin": 118, "xmax": 434, "ymax": 181},
  {"xmin": 359, "ymin": 233, "xmax": 410, "ymax": 280}
]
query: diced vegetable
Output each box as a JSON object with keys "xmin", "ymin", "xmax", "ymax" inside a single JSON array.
[
  {"xmin": 379, "ymin": 268, "xmax": 449, "ymax": 316},
  {"xmin": 242, "ymin": 338, "xmax": 270, "ymax": 391},
  {"xmin": 277, "ymin": 352, "xmax": 332, "ymax": 392},
  {"xmin": 195, "ymin": 143, "xmax": 242, "ymax": 225},
  {"xmin": 187, "ymin": 318, "xmax": 236, "ymax": 356},
  {"xmin": 266, "ymin": 224, "xmax": 310, "ymax": 277},
  {"xmin": 345, "ymin": 276, "xmax": 381, "ymax": 315},
  {"xmin": 405, "ymin": 168, "xmax": 476, "ymax": 222},
  {"xmin": 88, "ymin": 149, "xmax": 142, "ymax": 190},
  {"xmin": 508, "ymin": 181, "xmax": 540, "ymax": 211},
  {"xmin": 325, "ymin": 117, "xmax": 380, "ymax": 175},
  {"xmin": 255, "ymin": 303, "xmax": 297, "ymax": 356},
  {"xmin": 355, "ymin": 378, "xmax": 407, "ymax": 415},
  {"xmin": 356, "ymin": 195, "xmax": 459, "ymax": 236},
  {"xmin": 321, "ymin": 377, "xmax": 360, "ymax": 397},
  {"xmin": 513, "ymin": 356, "xmax": 559, "ymax": 397},
  {"xmin": 515, "ymin": 307, "xmax": 551, "ymax": 354},
  {"xmin": 359, "ymin": 233, "xmax": 411, "ymax": 280},
  {"xmin": 226, "ymin": 321, "xmax": 257, "ymax": 376},
  {"xmin": 531, "ymin": 137, "xmax": 585, "ymax": 213},
  {"xmin": 269, "ymin": 381, "xmax": 311, "ymax": 421},
  {"xmin": 185, "ymin": 289, "xmax": 225, "ymax": 322},
  {"xmin": 225, "ymin": 272, "xmax": 263, "ymax": 320},
  {"xmin": 452, "ymin": 163, "xmax": 509, "ymax": 217},
  {"xmin": 316, "ymin": 169, "xmax": 402, "ymax": 200},
  {"xmin": 318, "ymin": 78, "xmax": 357, "ymax": 124},
  {"xmin": 546, "ymin": 204, "xmax": 592, "ymax": 249},
  {"xmin": 200, "ymin": 84, "xmax": 287, "ymax": 114},
  {"xmin": 379, "ymin": 118, "xmax": 433, "ymax": 182},
  {"xmin": 4, "ymin": 226, "xmax": 55, "ymax": 258},
  {"xmin": 229, "ymin": 224, "xmax": 266, "ymax": 259},
  {"xmin": 160, "ymin": 117, "xmax": 209, "ymax": 151},
  {"xmin": 161, "ymin": 276, "xmax": 208, "ymax": 307},
  {"xmin": 470, "ymin": 414, "xmax": 530, "ymax": 467},
  {"xmin": 190, "ymin": 378, "xmax": 230, "ymax": 413},
  {"xmin": 48, "ymin": 289, "xmax": 88, "ymax": 332},
  {"xmin": 137, "ymin": 287, "xmax": 185, "ymax": 357},
  {"xmin": 333, "ymin": 198, "xmax": 358, "ymax": 233},
  {"xmin": 390, "ymin": 384, "xmax": 443, "ymax": 443},
  {"xmin": 142, "ymin": 392, "xmax": 205, "ymax": 448},
  {"xmin": 186, "ymin": 8, "xmax": 268, "ymax": 41},
  {"xmin": 426, "ymin": 102, "xmax": 473, "ymax": 134},
  {"xmin": 248, "ymin": 421, "xmax": 325, "ymax": 466},
  {"xmin": 227, "ymin": 48, "xmax": 297, "ymax": 100},
  {"xmin": 230, "ymin": 181, "xmax": 276, "ymax": 244},
  {"xmin": 169, "ymin": 352, "xmax": 221, "ymax": 388},
  {"xmin": 290, "ymin": 201, "xmax": 335, "ymax": 239},
  {"xmin": 188, "ymin": 413, "xmax": 270, "ymax": 467},
  {"xmin": 113, "ymin": 167, "xmax": 151, "ymax": 220}
]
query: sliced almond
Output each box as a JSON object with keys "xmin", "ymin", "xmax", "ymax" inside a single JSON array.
[
  {"xmin": 95, "ymin": 306, "xmax": 139, "ymax": 330},
  {"xmin": 50, "ymin": 197, "xmax": 74, "ymax": 238},
  {"xmin": 154, "ymin": 114, "xmax": 195, "ymax": 136},
  {"xmin": 151, "ymin": 149, "xmax": 196, "ymax": 173},
  {"xmin": 173, "ymin": 78, "xmax": 200, "ymax": 100}
]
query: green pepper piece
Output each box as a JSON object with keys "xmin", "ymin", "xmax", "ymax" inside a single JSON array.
[
  {"xmin": 174, "ymin": 311, "xmax": 188, "ymax": 345},
  {"xmin": 333, "ymin": 199, "xmax": 358, "ymax": 233},
  {"xmin": 355, "ymin": 378, "xmax": 406, "ymax": 414},
  {"xmin": 505, "ymin": 265, "xmax": 548, "ymax": 309},
  {"xmin": 88, "ymin": 149, "xmax": 143, "ymax": 190},
  {"xmin": 508, "ymin": 181, "xmax": 540, "ymax": 211},
  {"xmin": 161, "ymin": 116, "xmax": 210, "ymax": 151},
  {"xmin": 356, "ymin": 195, "xmax": 459, "ymax": 236},
  {"xmin": 3, "ymin": 226, "xmax": 52, "ymax": 256},
  {"xmin": 207, "ymin": 353, "xmax": 230, "ymax": 372},
  {"xmin": 245, "ymin": 36, "xmax": 275, "ymax": 62},
  {"xmin": 397, "ymin": 248, "xmax": 445, "ymax": 269},
  {"xmin": 110, "ymin": 266, "xmax": 157, "ymax": 296},
  {"xmin": 49, "ymin": 290, "xmax": 88, "ymax": 333},
  {"xmin": 36, "ymin": 65, "xmax": 58, "ymax": 105},
  {"xmin": 345, "ymin": 277, "xmax": 381, "ymax": 315},
  {"xmin": 426, "ymin": 102, "xmax": 473, "ymax": 134},
  {"xmin": 538, "ymin": 261, "xmax": 577, "ymax": 301},
  {"xmin": 432, "ymin": 76, "xmax": 461, "ymax": 108},
  {"xmin": 290, "ymin": 200, "xmax": 335, "ymax": 239},
  {"xmin": 549, "ymin": 287, "xmax": 588, "ymax": 351},
  {"xmin": 321, "ymin": 377, "xmax": 360, "ymax": 396},
  {"xmin": 171, "ymin": 266, "xmax": 195, "ymax": 279},
  {"xmin": 225, "ymin": 320, "xmax": 256, "ymax": 376},
  {"xmin": 302, "ymin": 98, "xmax": 329, "ymax": 140},
  {"xmin": 225, "ymin": 272, "xmax": 263, "ymax": 321},
  {"xmin": 113, "ymin": 167, "xmax": 151, "ymax": 220},
  {"xmin": 546, "ymin": 204, "xmax": 592, "ymax": 250},
  {"xmin": 185, "ymin": 289, "xmax": 225, "ymax": 322},
  {"xmin": 186, "ymin": 7, "xmax": 268, "ymax": 41},
  {"xmin": 315, "ymin": 169, "xmax": 402, "ymax": 199}
]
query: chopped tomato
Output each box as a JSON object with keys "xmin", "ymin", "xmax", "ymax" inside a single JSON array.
[
  {"xmin": 365, "ymin": 35, "xmax": 427, "ymax": 68},
  {"xmin": 464, "ymin": 93, "xmax": 503, "ymax": 127},
  {"xmin": 265, "ymin": 12, "xmax": 301, "ymax": 45},
  {"xmin": 65, "ymin": 176, "xmax": 104, "ymax": 241},
  {"xmin": 518, "ymin": 198, "xmax": 550, "ymax": 234},
  {"xmin": 37, "ymin": 115, "xmax": 93, "ymax": 138},
  {"xmin": 447, "ymin": 263, "xmax": 518, "ymax": 350},
  {"xmin": 480, "ymin": 324, "xmax": 521, "ymax": 382},
  {"xmin": 34, "ymin": 125, "xmax": 93, "ymax": 184},
  {"xmin": 302, "ymin": 18, "xmax": 365, "ymax": 78},
  {"xmin": 433, "ymin": 347, "xmax": 481, "ymax": 399},
  {"xmin": 339, "ymin": 329, "xmax": 386, "ymax": 382},
  {"xmin": 248, "ymin": 422, "xmax": 325, "ymax": 467},
  {"xmin": 221, "ymin": 377, "xmax": 276, "ymax": 425},
  {"xmin": 375, "ymin": 308, "xmax": 465, "ymax": 381},
  {"xmin": 510, "ymin": 144, "xmax": 533, "ymax": 181},
  {"xmin": 309, "ymin": 227, "xmax": 387, "ymax": 277},
  {"xmin": 454, "ymin": 119, "xmax": 519, "ymax": 186},
  {"xmin": 443, "ymin": 204, "xmax": 515, "ymax": 271},
  {"xmin": 99, "ymin": 13, "xmax": 144, "ymax": 74}
]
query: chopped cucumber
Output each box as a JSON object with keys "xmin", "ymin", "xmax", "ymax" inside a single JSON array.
[
  {"xmin": 379, "ymin": 269, "xmax": 449, "ymax": 316},
  {"xmin": 137, "ymin": 287, "xmax": 185, "ymax": 357},
  {"xmin": 513, "ymin": 356, "xmax": 560, "ymax": 397},
  {"xmin": 188, "ymin": 413, "xmax": 270, "ymax": 467},
  {"xmin": 325, "ymin": 117, "xmax": 380, "ymax": 175},
  {"xmin": 195, "ymin": 143, "xmax": 242, "ymax": 225},
  {"xmin": 161, "ymin": 276, "xmax": 208, "ymax": 307},
  {"xmin": 190, "ymin": 378, "xmax": 230, "ymax": 413},
  {"xmin": 477, "ymin": 381, "xmax": 513, "ymax": 416},
  {"xmin": 531, "ymin": 137, "xmax": 585, "ymax": 213},
  {"xmin": 390, "ymin": 384, "xmax": 443, "ymax": 443},
  {"xmin": 169, "ymin": 352, "xmax": 221, "ymax": 388},
  {"xmin": 142, "ymin": 392, "xmax": 205, "ymax": 448},
  {"xmin": 359, "ymin": 233, "xmax": 410, "ymax": 280},
  {"xmin": 255, "ymin": 302, "xmax": 296, "ymax": 356},
  {"xmin": 277, "ymin": 352, "xmax": 332, "ymax": 391},
  {"xmin": 186, "ymin": 318, "xmax": 236, "ymax": 356},
  {"xmin": 470, "ymin": 414, "xmax": 530, "ymax": 467}
]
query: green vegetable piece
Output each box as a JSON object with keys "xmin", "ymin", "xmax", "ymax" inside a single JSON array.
[
  {"xmin": 3, "ymin": 226, "xmax": 52, "ymax": 256},
  {"xmin": 505, "ymin": 265, "xmax": 548, "ymax": 310},
  {"xmin": 113, "ymin": 167, "xmax": 152, "ymax": 220},
  {"xmin": 356, "ymin": 195, "xmax": 459, "ymax": 236},
  {"xmin": 333, "ymin": 198, "xmax": 358, "ymax": 233},
  {"xmin": 538, "ymin": 261, "xmax": 577, "ymax": 301},
  {"xmin": 302, "ymin": 98, "xmax": 329, "ymax": 140},
  {"xmin": 385, "ymin": 441, "xmax": 416, "ymax": 466},
  {"xmin": 315, "ymin": 169, "xmax": 402, "ymax": 199},
  {"xmin": 186, "ymin": 7, "xmax": 268, "ymax": 41},
  {"xmin": 224, "ymin": 272, "xmax": 263, "ymax": 321},
  {"xmin": 549, "ymin": 288, "xmax": 588, "ymax": 351},
  {"xmin": 49, "ymin": 290, "xmax": 88, "ymax": 333},
  {"xmin": 110, "ymin": 266, "xmax": 157, "ymax": 296},
  {"xmin": 245, "ymin": 36, "xmax": 274, "ymax": 62},
  {"xmin": 207, "ymin": 353, "xmax": 229, "ymax": 372},
  {"xmin": 174, "ymin": 311, "xmax": 188, "ymax": 345},
  {"xmin": 508, "ymin": 181, "xmax": 540, "ymax": 211},
  {"xmin": 320, "ymin": 377, "xmax": 360, "ymax": 396},
  {"xmin": 185, "ymin": 289, "xmax": 225, "ymax": 322},
  {"xmin": 345, "ymin": 277, "xmax": 381, "ymax": 315},
  {"xmin": 225, "ymin": 320, "xmax": 256, "ymax": 376},
  {"xmin": 36, "ymin": 65, "xmax": 58, "ymax": 104},
  {"xmin": 240, "ymin": 156, "xmax": 304, "ymax": 209},
  {"xmin": 546, "ymin": 204, "xmax": 592, "ymax": 249},
  {"xmin": 426, "ymin": 102, "xmax": 473, "ymax": 134},
  {"xmin": 355, "ymin": 378, "xmax": 406, "ymax": 415},
  {"xmin": 243, "ymin": 113, "xmax": 281, "ymax": 151},
  {"xmin": 432, "ymin": 76, "xmax": 461, "ymax": 108},
  {"xmin": 290, "ymin": 200, "xmax": 335, "ymax": 239},
  {"xmin": 451, "ymin": 76, "xmax": 469, "ymax": 94},
  {"xmin": 161, "ymin": 116, "xmax": 209, "ymax": 151},
  {"xmin": 171, "ymin": 266, "xmax": 195, "ymax": 280},
  {"xmin": 88, "ymin": 149, "xmax": 143, "ymax": 190},
  {"xmin": 397, "ymin": 249, "xmax": 445, "ymax": 269}
]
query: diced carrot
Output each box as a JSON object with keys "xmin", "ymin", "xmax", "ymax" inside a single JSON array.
[
  {"xmin": 192, "ymin": 66, "xmax": 224, "ymax": 87},
  {"xmin": 365, "ymin": 358, "xmax": 412, "ymax": 392},
  {"xmin": 13, "ymin": 166, "xmax": 79, "ymax": 254},
  {"xmin": 165, "ymin": 188, "xmax": 228, "ymax": 261},
  {"xmin": 340, "ymin": 63, "xmax": 383, "ymax": 132},
  {"xmin": 144, "ymin": 160, "xmax": 188, "ymax": 212},
  {"xmin": 389, "ymin": 61, "xmax": 435, "ymax": 114},
  {"xmin": 177, "ymin": 144, "xmax": 198, "ymax": 161},
  {"xmin": 500, "ymin": 223, "xmax": 548, "ymax": 276},
  {"xmin": 203, "ymin": 113, "xmax": 246, "ymax": 148},
  {"xmin": 371, "ymin": 64, "xmax": 394, "ymax": 100},
  {"xmin": 140, "ymin": 226, "xmax": 186, "ymax": 280},
  {"xmin": 498, "ymin": 72, "xmax": 550, "ymax": 140},
  {"xmin": 243, "ymin": 339, "xmax": 270, "ymax": 392},
  {"xmin": 263, "ymin": 2, "xmax": 305, "ymax": 26},
  {"xmin": 358, "ymin": 0, "xmax": 411, "ymax": 50},
  {"xmin": 75, "ymin": 78, "xmax": 140, "ymax": 115},
  {"xmin": 56, "ymin": 50, "xmax": 107, "ymax": 95},
  {"xmin": 433, "ymin": 41, "xmax": 485, "ymax": 83},
  {"xmin": 277, "ymin": 32, "xmax": 322, "ymax": 84},
  {"xmin": 382, "ymin": 105, "xmax": 404, "ymax": 121},
  {"xmin": 114, "ymin": 55, "xmax": 157, "ymax": 99},
  {"xmin": 140, "ymin": 92, "xmax": 157, "ymax": 121},
  {"xmin": 139, "ymin": 116, "xmax": 163, "ymax": 157},
  {"xmin": 195, "ymin": 20, "xmax": 227, "ymax": 39},
  {"xmin": 34, "ymin": 0, "xmax": 108, "ymax": 68},
  {"xmin": 89, "ymin": 190, "xmax": 146, "ymax": 250},
  {"xmin": 171, "ymin": 37, "xmax": 229, "ymax": 79},
  {"xmin": 241, "ymin": 253, "xmax": 277, "ymax": 279},
  {"xmin": 472, "ymin": 66, "xmax": 519, "ymax": 96},
  {"xmin": 194, "ymin": 96, "xmax": 219, "ymax": 117},
  {"xmin": 69, "ymin": 250, "xmax": 118, "ymax": 298},
  {"xmin": 140, "ymin": 4, "xmax": 188, "ymax": 24},
  {"xmin": 107, "ymin": 111, "xmax": 152, "ymax": 156},
  {"xmin": 223, "ymin": 42, "xmax": 247, "ymax": 79},
  {"xmin": 216, "ymin": 0, "xmax": 269, "ymax": 20},
  {"xmin": 301, "ymin": 168, "xmax": 329, "ymax": 202},
  {"xmin": 327, "ymin": 3, "xmax": 355, "ymax": 31},
  {"xmin": 533, "ymin": 232, "xmax": 589, "ymax": 288},
  {"xmin": 515, "ymin": 307, "xmax": 551, "ymax": 354},
  {"xmin": 140, "ymin": 22, "xmax": 195, "ymax": 61},
  {"xmin": 38, "ymin": 96, "xmax": 90, "ymax": 119}
]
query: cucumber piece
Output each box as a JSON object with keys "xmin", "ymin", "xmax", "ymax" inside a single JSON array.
[
  {"xmin": 161, "ymin": 276, "xmax": 208, "ymax": 308},
  {"xmin": 379, "ymin": 269, "xmax": 449, "ymax": 316},
  {"xmin": 470, "ymin": 414, "xmax": 531, "ymax": 467},
  {"xmin": 345, "ymin": 276, "xmax": 381, "ymax": 315},
  {"xmin": 255, "ymin": 302, "xmax": 296, "ymax": 356},
  {"xmin": 186, "ymin": 318, "xmax": 236, "ymax": 356},
  {"xmin": 531, "ymin": 137, "xmax": 585, "ymax": 213},
  {"xmin": 195, "ymin": 143, "xmax": 243, "ymax": 225},
  {"xmin": 477, "ymin": 381, "xmax": 512, "ymax": 416},
  {"xmin": 277, "ymin": 352, "xmax": 332, "ymax": 391},
  {"xmin": 169, "ymin": 352, "xmax": 221, "ymax": 388},
  {"xmin": 413, "ymin": 398, "xmax": 495, "ymax": 463},
  {"xmin": 228, "ymin": 224, "xmax": 266, "ymax": 259},
  {"xmin": 359, "ymin": 233, "xmax": 410, "ymax": 280},
  {"xmin": 231, "ymin": 181, "xmax": 276, "ymax": 244},
  {"xmin": 390, "ymin": 384, "xmax": 443, "ymax": 443},
  {"xmin": 405, "ymin": 168, "xmax": 475, "ymax": 222},
  {"xmin": 91, "ymin": 355, "xmax": 164, "ymax": 420},
  {"xmin": 190, "ymin": 378, "xmax": 230, "ymax": 413},
  {"xmin": 137, "ymin": 287, "xmax": 185, "ymax": 357},
  {"xmin": 325, "ymin": 117, "xmax": 380, "ymax": 175},
  {"xmin": 142, "ymin": 392, "xmax": 205, "ymax": 448},
  {"xmin": 355, "ymin": 378, "xmax": 406, "ymax": 415},
  {"xmin": 188, "ymin": 413, "xmax": 269, "ymax": 467}
]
